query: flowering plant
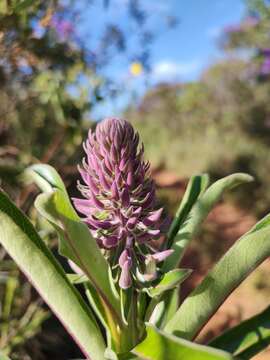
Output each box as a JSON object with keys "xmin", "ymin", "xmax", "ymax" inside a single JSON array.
[{"xmin": 1, "ymin": 117, "xmax": 270, "ymax": 360}]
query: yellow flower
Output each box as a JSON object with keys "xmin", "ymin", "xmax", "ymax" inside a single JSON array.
[{"xmin": 130, "ymin": 62, "xmax": 143, "ymax": 76}]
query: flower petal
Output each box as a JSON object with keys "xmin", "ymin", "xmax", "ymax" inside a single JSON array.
[{"xmin": 119, "ymin": 260, "xmax": 132, "ymax": 289}]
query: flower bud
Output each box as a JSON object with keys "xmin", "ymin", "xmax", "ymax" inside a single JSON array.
[{"xmin": 73, "ymin": 117, "xmax": 172, "ymax": 288}]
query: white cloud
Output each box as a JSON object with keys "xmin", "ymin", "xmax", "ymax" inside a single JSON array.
[{"xmin": 151, "ymin": 60, "xmax": 201, "ymax": 81}]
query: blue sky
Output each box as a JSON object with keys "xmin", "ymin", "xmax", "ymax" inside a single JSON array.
[
  {"xmin": 75, "ymin": 0, "xmax": 246, "ymax": 118},
  {"xmin": 150, "ymin": 0, "xmax": 245, "ymax": 81}
]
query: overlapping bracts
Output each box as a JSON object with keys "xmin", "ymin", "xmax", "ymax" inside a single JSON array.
[{"xmin": 73, "ymin": 117, "xmax": 172, "ymax": 288}]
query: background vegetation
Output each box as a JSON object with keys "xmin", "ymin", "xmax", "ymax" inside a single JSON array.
[{"xmin": 1, "ymin": 0, "xmax": 270, "ymax": 359}]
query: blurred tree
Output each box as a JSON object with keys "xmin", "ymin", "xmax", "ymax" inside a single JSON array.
[
  {"xmin": 126, "ymin": 1, "xmax": 270, "ymax": 217},
  {"xmin": 0, "ymin": 0, "xmax": 177, "ymax": 202}
]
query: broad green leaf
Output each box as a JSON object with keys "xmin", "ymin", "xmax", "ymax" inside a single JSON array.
[
  {"xmin": 164, "ymin": 213, "xmax": 270, "ymax": 340},
  {"xmin": 0, "ymin": 190, "xmax": 105, "ymax": 360},
  {"xmin": 151, "ymin": 175, "xmax": 207, "ymax": 328},
  {"xmin": 209, "ymin": 304, "xmax": 270, "ymax": 359},
  {"xmin": 163, "ymin": 173, "xmax": 253, "ymax": 273},
  {"xmin": 160, "ymin": 288, "xmax": 179, "ymax": 328},
  {"xmin": 248, "ymin": 213, "xmax": 270, "ymax": 233},
  {"xmin": 167, "ymin": 174, "xmax": 209, "ymax": 247},
  {"xmin": 27, "ymin": 164, "xmax": 122, "ymax": 321},
  {"xmin": 133, "ymin": 324, "xmax": 234, "ymax": 360},
  {"xmin": 35, "ymin": 190, "xmax": 122, "ymax": 326},
  {"xmin": 159, "ymin": 174, "xmax": 252, "ymax": 330},
  {"xmin": 146, "ymin": 269, "xmax": 192, "ymax": 298},
  {"xmin": 27, "ymin": 164, "xmax": 127, "ymax": 350},
  {"xmin": 24, "ymin": 164, "xmax": 67, "ymax": 194}
]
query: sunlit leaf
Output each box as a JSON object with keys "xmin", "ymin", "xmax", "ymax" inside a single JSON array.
[
  {"xmin": 167, "ymin": 174, "xmax": 209, "ymax": 248},
  {"xmin": 27, "ymin": 164, "xmax": 133, "ymax": 351},
  {"xmin": 146, "ymin": 269, "xmax": 192, "ymax": 298},
  {"xmin": 164, "ymin": 213, "xmax": 270, "ymax": 340},
  {"xmin": 35, "ymin": 190, "xmax": 122, "ymax": 326},
  {"xmin": 27, "ymin": 164, "xmax": 122, "ymax": 321},
  {"xmin": 146, "ymin": 288, "xmax": 179, "ymax": 328},
  {"xmin": 24, "ymin": 164, "xmax": 67, "ymax": 194},
  {"xmin": 133, "ymin": 324, "xmax": 234, "ymax": 359},
  {"xmin": 0, "ymin": 190, "xmax": 105, "ymax": 360},
  {"xmin": 163, "ymin": 173, "xmax": 253, "ymax": 272}
]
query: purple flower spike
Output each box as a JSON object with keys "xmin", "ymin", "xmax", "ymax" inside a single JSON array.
[
  {"xmin": 152, "ymin": 249, "xmax": 174, "ymax": 262},
  {"xmin": 73, "ymin": 117, "xmax": 172, "ymax": 288}
]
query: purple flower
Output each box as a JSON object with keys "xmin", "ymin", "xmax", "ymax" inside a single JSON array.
[
  {"xmin": 260, "ymin": 56, "xmax": 270, "ymax": 75},
  {"xmin": 73, "ymin": 117, "xmax": 172, "ymax": 289},
  {"xmin": 261, "ymin": 48, "xmax": 270, "ymax": 57},
  {"xmin": 50, "ymin": 16, "xmax": 74, "ymax": 40}
]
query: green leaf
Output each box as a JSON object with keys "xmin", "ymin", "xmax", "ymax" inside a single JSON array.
[
  {"xmin": 0, "ymin": 190, "xmax": 105, "ymax": 360},
  {"xmin": 162, "ymin": 173, "xmax": 253, "ymax": 273},
  {"xmin": 164, "ymin": 213, "xmax": 270, "ymax": 340},
  {"xmin": 27, "ymin": 164, "xmax": 122, "ymax": 321},
  {"xmin": 151, "ymin": 175, "xmax": 207, "ymax": 328},
  {"xmin": 146, "ymin": 270, "xmax": 191, "ymax": 328},
  {"xmin": 133, "ymin": 324, "xmax": 234, "ymax": 360},
  {"xmin": 35, "ymin": 190, "xmax": 122, "ymax": 326},
  {"xmin": 24, "ymin": 164, "xmax": 67, "ymax": 194},
  {"xmin": 146, "ymin": 269, "xmax": 192, "ymax": 298},
  {"xmin": 159, "ymin": 288, "xmax": 179, "ymax": 328},
  {"xmin": 167, "ymin": 174, "xmax": 209, "ymax": 247},
  {"xmin": 209, "ymin": 304, "xmax": 270, "ymax": 359},
  {"xmin": 27, "ymin": 164, "xmax": 128, "ymax": 350}
]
